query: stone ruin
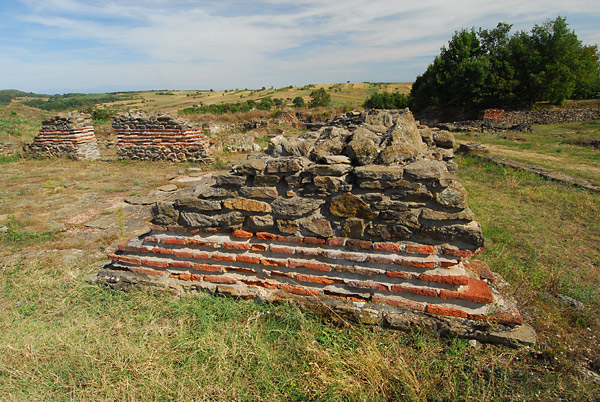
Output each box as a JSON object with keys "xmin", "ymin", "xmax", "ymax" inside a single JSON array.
[
  {"xmin": 24, "ymin": 113, "xmax": 100, "ymax": 160},
  {"xmin": 114, "ymin": 112, "xmax": 214, "ymax": 163},
  {"xmin": 97, "ymin": 109, "xmax": 532, "ymax": 345}
]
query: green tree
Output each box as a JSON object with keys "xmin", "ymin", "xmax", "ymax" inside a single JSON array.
[
  {"xmin": 410, "ymin": 17, "xmax": 600, "ymax": 111},
  {"xmin": 292, "ymin": 96, "xmax": 305, "ymax": 108},
  {"xmin": 308, "ymin": 88, "xmax": 331, "ymax": 108},
  {"xmin": 363, "ymin": 92, "xmax": 409, "ymax": 109}
]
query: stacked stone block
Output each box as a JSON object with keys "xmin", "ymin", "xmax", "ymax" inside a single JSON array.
[
  {"xmin": 25, "ymin": 113, "xmax": 99, "ymax": 160},
  {"xmin": 100, "ymin": 110, "xmax": 526, "ymax": 342},
  {"xmin": 114, "ymin": 112, "xmax": 214, "ymax": 163}
]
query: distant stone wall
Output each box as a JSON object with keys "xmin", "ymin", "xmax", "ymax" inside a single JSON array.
[
  {"xmin": 24, "ymin": 113, "xmax": 99, "ymax": 160},
  {"xmin": 99, "ymin": 110, "xmax": 527, "ymax": 343},
  {"xmin": 114, "ymin": 112, "xmax": 214, "ymax": 163},
  {"xmin": 439, "ymin": 108, "xmax": 600, "ymax": 132}
]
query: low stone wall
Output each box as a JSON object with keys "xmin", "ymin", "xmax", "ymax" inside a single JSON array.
[
  {"xmin": 114, "ymin": 112, "xmax": 214, "ymax": 163},
  {"xmin": 439, "ymin": 108, "xmax": 600, "ymax": 133},
  {"xmin": 24, "ymin": 113, "xmax": 99, "ymax": 160},
  {"xmin": 99, "ymin": 110, "xmax": 529, "ymax": 343}
]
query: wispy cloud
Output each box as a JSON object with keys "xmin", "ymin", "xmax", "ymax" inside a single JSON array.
[{"xmin": 1, "ymin": 0, "xmax": 599, "ymax": 92}]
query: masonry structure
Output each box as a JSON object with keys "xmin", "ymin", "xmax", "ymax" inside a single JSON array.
[
  {"xmin": 114, "ymin": 112, "xmax": 214, "ymax": 163},
  {"xmin": 98, "ymin": 109, "xmax": 531, "ymax": 345},
  {"xmin": 24, "ymin": 113, "xmax": 99, "ymax": 160}
]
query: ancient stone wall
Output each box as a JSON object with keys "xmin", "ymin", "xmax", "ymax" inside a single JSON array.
[
  {"xmin": 100, "ymin": 110, "xmax": 527, "ymax": 343},
  {"xmin": 24, "ymin": 113, "xmax": 99, "ymax": 160},
  {"xmin": 439, "ymin": 108, "xmax": 600, "ymax": 132},
  {"xmin": 114, "ymin": 112, "xmax": 214, "ymax": 163}
]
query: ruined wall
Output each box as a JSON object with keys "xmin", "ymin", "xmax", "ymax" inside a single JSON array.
[
  {"xmin": 440, "ymin": 107, "xmax": 600, "ymax": 132},
  {"xmin": 24, "ymin": 113, "xmax": 99, "ymax": 160},
  {"xmin": 100, "ymin": 110, "xmax": 526, "ymax": 342},
  {"xmin": 114, "ymin": 112, "xmax": 214, "ymax": 163}
]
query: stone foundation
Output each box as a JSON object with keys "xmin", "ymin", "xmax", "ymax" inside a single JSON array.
[
  {"xmin": 99, "ymin": 109, "xmax": 532, "ymax": 344},
  {"xmin": 114, "ymin": 112, "xmax": 214, "ymax": 163},
  {"xmin": 24, "ymin": 113, "xmax": 99, "ymax": 160}
]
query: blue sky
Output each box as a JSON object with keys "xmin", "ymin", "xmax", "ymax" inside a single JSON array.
[{"xmin": 1, "ymin": 0, "xmax": 599, "ymax": 94}]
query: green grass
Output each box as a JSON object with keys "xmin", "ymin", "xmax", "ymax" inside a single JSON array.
[
  {"xmin": 454, "ymin": 121, "xmax": 600, "ymax": 183},
  {"xmin": 0, "ymin": 154, "xmax": 598, "ymax": 400}
]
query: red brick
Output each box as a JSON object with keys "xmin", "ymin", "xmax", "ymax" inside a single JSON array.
[
  {"xmin": 169, "ymin": 261, "xmax": 191, "ymax": 269},
  {"xmin": 419, "ymin": 274, "xmax": 469, "ymax": 286},
  {"xmin": 303, "ymin": 236, "xmax": 326, "ymax": 245},
  {"xmin": 118, "ymin": 256, "xmax": 141, "ymax": 265},
  {"xmin": 130, "ymin": 266, "xmax": 167, "ymax": 277},
  {"xmin": 192, "ymin": 252, "xmax": 211, "ymax": 260},
  {"xmin": 170, "ymin": 272, "xmax": 192, "ymax": 281},
  {"xmin": 406, "ymin": 244, "xmax": 435, "ymax": 254},
  {"xmin": 192, "ymin": 263, "xmax": 222, "ymax": 273},
  {"xmin": 304, "ymin": 262, "xmax": 332, "ymax": 272},
  {"xmin": 191, "ymin": 274, "xmax": 203, "ymax": 281},
  {"xmin": 295, "ymin": 274, "xmax": 343, "ymax": 285},
  {"xmin": 162, "ymin": 237, "xmax": 186, "ymax": 245},
  {"xmin": 173, "ymin": 250, "xmax": 195, "ymax": 258},
  {"xmin": 251, "ymin": 244, "xmax": 268, "ymax": 251},
  {"xmin": 461, "ymin": 279, "xmax": 494, "ymax": 304},
  {"xmin": 296, "ymin": 247, "xmax": 320, "ymax": 257},
  {"xmin": 232, "ymin": 229, "xmax": 253, "ymax": 239},
  {"xmin": 144, "ymin": 236, "xmax": 160, "ymax": 243},
  {"xmin": 187, "ymin": 239, "xmax": 215, "ymax": 247},
  {"xmin": 212, "ymin": 254, "xmax": 236, "ymax": 262},
  {"xmin": 204, "ymin": 275, "xmax": 237, "ymax": 284},
  {"xmin": 426, "ymin": 305, "xmax": 468, "ymax": 318},
  {"xmin": 223, "ymin": 242, "xmax": 251, "ymax": 250},
  {"xmin": 337, "ymin": 252, "xmax": 367, "ymax": 262},
  {"xmin": 372, "ymin": 295, "xmax": 425, "ymax": 311},
  {"xmin": 492, "ymin": 309, "xmax": 524, "ymax": 326},
  {"xmin": 276, "ymin": 235, "xmax": 303, "ymax": 243},
  {"xmin": 167, "ymin": 226, "xmax": 190, "ymax": 233},
  {"xmin": 241, "ymin": 279, "xmax": 280, "ymax": 290},
  {"xmin": 282, "ymin": 284, "xmax": 320, "ymax": 296},
  {"xmin": 256, "ymin": 232, "xmax": 278, "ymax": 241},
  {"xmin": 151, "ymin": 247, "xmax": 174, "ymax": 255},
  {"xmin": 268, "ymin": 270, "xmax": 294, "ymax": 278},
  {"xmin": 373, "ymin": 242, "xmax": 402, "ymax": 252},
  {"xmin": 390, "ymin": 285, "xmax": 438, "ymax": 298},
  {"xmin": 260, "ymin": 258, "xmax": 288, "ymax": 267},
  {"xmin": 368, "ymin": 255, "xmax": 396, "ymax": 265},
  {"xmin": 225, "ymin": 267, "xmax": 256, "ymax": 274},
  {"xmin": 149, "ymin": 225, "xmax": 166, "ymax": 232},
  {"xmin": 347, "ymin": 280, "xmax": 389, "ymax": 292},
  {"xmin": 346, "ymin": 239, "xmax": 372, "ymax": 250},
  {"xmin": 395, "ymin": 259, "xmax": 435, "ymax": 269},
  {"xmin": 440, "ymin": 260, "xmax": 458, "ymax": 268},
  {"xmin": 441, "ymin": 248, "xmax": 476, "ymax": 258},
  {"xmin": 108, "ymin": 253, "xmax": 118, "ymax": 261},
  {"xmin": 270, "ymin": 245, "xmax": 295, "ymax": 254},
  {"xmin": 385, "ymin": 270, "xmax": 414, "ymax": 280},
  {"xmin": 236, "ymin": 254, "xmax": 261, "ymax": 264},
  {"xmin": 326, "ymin": 238, "xmax": 346, "ymax": 247}
]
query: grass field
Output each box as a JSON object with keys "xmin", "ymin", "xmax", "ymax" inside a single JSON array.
[
  {"xmin": 454, "ymin": 121, "xmax": 600, "ymax": 184},
  {"xmin": 1, "ymin": 98, "xmax": 599, "ymax": 399}
]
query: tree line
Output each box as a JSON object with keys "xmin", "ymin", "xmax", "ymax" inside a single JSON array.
[{"xmin": 365, "ymin": 17, "xmax": 599, "ymax": 112}]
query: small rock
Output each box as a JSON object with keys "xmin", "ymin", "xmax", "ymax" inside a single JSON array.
[{"xmin": 157, "ymin": 184, "xmax": 178, "ymax": 192}]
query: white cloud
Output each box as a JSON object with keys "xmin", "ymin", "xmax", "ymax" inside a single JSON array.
[{"xmin": 2, "ymin": 0, "xmax": 599, "ymax": 92}]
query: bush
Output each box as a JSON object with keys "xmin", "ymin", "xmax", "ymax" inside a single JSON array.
[
  {"xmin": 292, "ymin": 97, "xmax": 305, "ymax": 108},
  {"xmin": 308, "ymin": 88, "xmax": 331, "ymax": 108},
  {"xmin": 363, "ymin": 92, "xmax": 409, "ymax": 109}
]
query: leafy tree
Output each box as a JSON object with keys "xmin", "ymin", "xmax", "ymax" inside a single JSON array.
[
  {"xmin": 410, "ymin": 16, "xmax": 600, "ymax": 111},
  {"xmin": 308, "ymin": 88, "xmax": 331, "ymax": 108},
  {"xmin": 363, "ymin": 92, "xmax": 409, "ymax": 109},
  {"xmin": 292, "ymin": 96, "xmax": 305, "ymax": 108}
]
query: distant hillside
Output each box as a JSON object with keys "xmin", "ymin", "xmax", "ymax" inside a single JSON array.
[
  {"xmin": 2, "ymin": 82, "xmax": 413, "ymax": 113},
  {"xmin": 0, "ymin": 89, "xmax": 45, "ymax": 105}
]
